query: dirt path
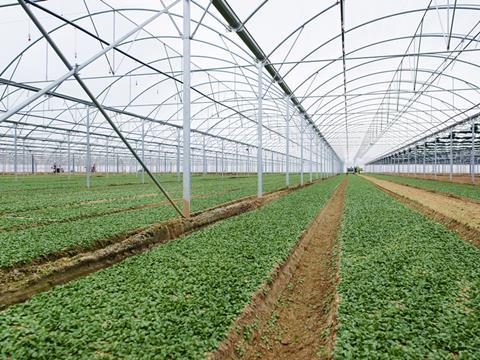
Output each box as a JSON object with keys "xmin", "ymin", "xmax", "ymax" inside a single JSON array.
[
  {"xmin": 212, "ymin": 178, "xmax": 346, "ymax": 360},
  {"xmin": 363, "ymin": 175, "xmax": 480, "ymax": 246},
  {"xmin": 377, "ymin": 173, "xmax": 478, "ymax": 186}
]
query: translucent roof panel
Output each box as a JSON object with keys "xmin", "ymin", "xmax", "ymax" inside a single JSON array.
[{"xmin": 0, "ymin": 0, "xmax": 479, "ymax": 166}]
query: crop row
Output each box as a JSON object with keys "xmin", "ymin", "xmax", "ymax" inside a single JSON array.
[
  {"xmin": 0, "ymin": 176, "xmax": 342, "ymax": 359},
  {"xmin": 369, "ymin": 173, "xmax": 480, "ymax": 201},
  {"xmin": 0, "ymin": 175, "xmax": 294, "ymax": 267},
  {"xmin": 0, "ymin": 173, "xmax": 302, "ymax": 213},
  {"xmin": 334, "ymin": 176, "xmax": 480, "ymax": 358}
]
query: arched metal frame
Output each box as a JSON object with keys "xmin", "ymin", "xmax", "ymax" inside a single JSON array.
[{"xmin": 1, "ymin": 0, "xmax": 479, "ymax": 215}]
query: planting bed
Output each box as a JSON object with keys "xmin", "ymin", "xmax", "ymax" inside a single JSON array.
[
  {"xmin": 334, "ymin": 176, "xmax": 480, "ymax": 358},
  {"xmin": 0, "ymin": 173, "xmax": 304, "ymax": 268},
  {"xmin": 364, "ymin": 175, "xmax": 480, "ymax": 246},
  {"xmin": 370, "ymin": 173, "xmax": 480, "ymax": 202},
  {"xmin": 0, "ymin": 176, "xmax": 342, "ymax": 359}
]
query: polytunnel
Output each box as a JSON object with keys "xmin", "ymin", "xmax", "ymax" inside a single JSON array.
[{"xmin": 0, "ymin": 1, "xmax": 479, "ymax": 358}]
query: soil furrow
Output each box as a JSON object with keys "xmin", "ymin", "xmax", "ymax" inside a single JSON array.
[{"xmin": 209, "ymin": 177, "xmax": 346, "ymax": 360}]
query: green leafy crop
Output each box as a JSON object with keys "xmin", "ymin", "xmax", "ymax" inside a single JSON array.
[
  {"xmin": 370, "ymin": 173, "xmax": 480, "ymax": 201},
  {"xmin": 334, "ymin": 176, "xmax": 480, "ymax": 359},
  {"xmin": 0, "ymin": 173, "xmax": 307, "ymax": 267},
  {"xmin": 0, "ymin": 176, "xmax": 342, "ymax": 359}
]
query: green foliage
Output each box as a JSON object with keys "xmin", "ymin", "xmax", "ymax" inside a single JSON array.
[
  {"xmin": 0, "ymin": 176, "xmax": 342, "ymax": 359},
  {"xmin": 371, "ymin": 173, "xmax": 480, "ymax": 201},
  {"xmin": 334, "ymin": 176, "xmax": 480, "ymax": 359},
  {"xmin": 0, "ymin": 173, "xmax": 307, "ymax": 267}
]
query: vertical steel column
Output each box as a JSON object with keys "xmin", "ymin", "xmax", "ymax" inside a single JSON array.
[
  {"xmin": 315, "ymin": 137, "xmax": 319, "ymax": 179},
  {"xmin": 31, "ymin": 153, "xmax": 34, "ymax": 174},
  {"xmin": 414, "ymin": 146, "xmax": 417, "ymax": 175},
  {"xmin": 141, "ymin": 118, "xmax": 145, "ymax": 183},
  {"xmin": 300, "ymin": 117, "xmax": 304, "ymax": 185},
  {"xmin": 285, "ymin": 98, "xmax": 290, "ymax": 186},
  {"xmin": 86, "ymin": 107, "xmax": 91, "ymax": 188},
  {"xmin": 235, "ymin": 143, "xmax": 239, "ymax": 174},
  {"xmin": 157, "ymin": 143, "xmax": 161, "ymax": 173},
  {"xmin": 221, "ymin": 139, "xmax": 225, "ymax": 177},
  {"xmin": 72, "ymin": 153, "xmax": 75, "ymax": 173},
  {"xmin": 271, "ymin": 151, "xmax": 274, "ymax": 173},
  {"xmin": 257, "ymin": 61, "xmax": 263, "ymax": 197},
  {"xmin": 67, "ymin": 131, "xmax": 71, "ymax": 173},
  {"xmin": 182, "ymin": 0, "xmax": 191, "ymax": 217},
  {"xmin": 22, "ymin": 140, "xmax": 26, "ymax": 173},
  {"xmin": 13, "ymin": 123, "xmax": 17, "ymax": 175},
  {"xmin": 202, "ymin": 136, "xmax": 207, "ymax": 176},
  {"xmin": 321, "ymin": 140, "xmax": 325, "ymax": 178},
  {"xmin": 434, "ymin": 139, "xmax": 437, "ymax": 179},
  {"xmin": 331, "ymin": 148, "xmax": 334, "ymax": 175},
  {"xmin": 117, "ymin": 153, "xmax": 120, "ymax": 173},
  {"xmin": 423, "ymin": 143, "xmax": 426, "ymax": 177},
  {"xmin": 309, "ymin": 131, "xmax": 313, "ymax": 182},
  {"xmin": 449, "ymin": 129, "xmax": 453, "ymax": 181},
  {"xmin": 176, "ymin": 128, "xmax": 180, "ymax": 181},
  {"xmin": 106, "ymin": 137, "xmax": 109, "ymax": 176},
  {"xmin": 471, "ymin": 118, "xmax": 476, "ymax": 184}
]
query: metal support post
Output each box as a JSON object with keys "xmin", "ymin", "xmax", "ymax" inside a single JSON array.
[
  {"xmin": 202, "ymin": 136, "xmax": 207, "ymax": 176},
  {"xmin": 67, "ymin": 131, "xmax": 71, "ymax": 173},
  {"xmin": 309, "ymin": 131, "xmax": 313, "ymax": 182},
  {"xmin": 182, "ymin": 0, "xmax": 191, "ymax": 216},
  {"xmin": 221, "ymin": 139, "xmax": 225, "ymax": 177},
  {"xmin": 13, "ymin": 123, "xmax": 17, "ymax": 176},
  {"xmin": 300, "ymin": 117, "xmax": 304, "ymax": 185},
  {"xmin": 471, "ymin": 118, "xmax": 476, "ymax": 184},
  {"xmin": 176, "ymin": 128, "xmax": 181, "ymax": 181},
  {"xmin": 285, "ymin": 98, "xmax": 290, "ymax": 186},
  {"xmin": 141, "ymin": 118, "xmax": 145, "ymax": 183},
  {"xmin": 86, "ymin": 107, "xmax": 91, "ymax": 188},
  {"xmin": 450, "ymin": 129, "xmax": 453, "ymax": 181},
  {"xmin": 105, "ymin": 137, "xmax": 109, "ymax": 175},
  {"xmin": 257, "ymin": 61, "xmax": 263, "ymax": 197},
  {"xmin": 423, "ymin": 143, "xmax": 426, "ymax": 177}
]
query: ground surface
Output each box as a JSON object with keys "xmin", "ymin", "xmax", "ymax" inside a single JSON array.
[
  {"xmin": 365, "ymin": 175, "xmax": 480, "ymax": 234},
  {"xmin": 0, "ymin": 173, "xmax": 307, "ymax": 268},
  {"xmin": 369, "ymin": 173, "xmax": 480, "ymax": 201},
  {"xmin": 0, "ymin": 177, "xmax": 342, "ymax": 359},
  {"xmin": 233, "ymin": 178, "xmax": 345, "ymax": 360},
  {"xmin": 334, "ymin": 175, "xmax": 480, "ymax": 358},
  {"xmin": 388, "ymin": 173, "xmax": 478, "ymax": 185}
]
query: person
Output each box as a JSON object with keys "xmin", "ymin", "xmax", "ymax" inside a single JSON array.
[{"xmin": 52, "ymin": 163, "xmax": 57, "ymax": 174}]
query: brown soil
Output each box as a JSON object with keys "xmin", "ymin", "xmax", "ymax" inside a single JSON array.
[
  {"xmin": 363, "ymin": 175, "xmax": 480, "ymax": 247},
  {"xmin": 0, "ymin": 180, "xmax": 321, "ymax": 310},
  {"xmin": 378, "ymin": 173, "xmax": 478, "ymax": 186},
  {"xmin": 209, "ymin": 178, "xmax": 346, "ymax": 360}
]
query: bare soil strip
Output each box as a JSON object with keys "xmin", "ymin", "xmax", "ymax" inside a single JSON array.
[
  {"xmin": 209, "ymin": 178, "xmax": 346, "ymax": 360},
  {"xmin": 363, "ymin": 175, "xmax": 480, "ymax": 247},
  {"xmin": 0, "ymin": 180, "xmax": 320, "ymax": 310},
  {"xmin": 377, "ymin": 173, "xmax": 478, "ymax": 186}
]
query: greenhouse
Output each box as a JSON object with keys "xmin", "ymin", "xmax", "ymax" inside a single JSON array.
[{"xmin": 0, "ymin": 0, "xmax": 479, "ymax": 358}]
